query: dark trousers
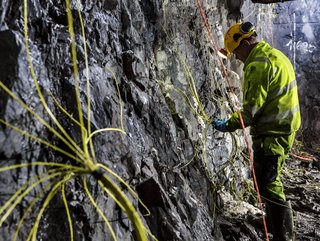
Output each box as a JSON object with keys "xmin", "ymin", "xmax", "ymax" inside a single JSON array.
[{"xmin": 252, "ymin": 133, "xmax": 296, "ymax": 202}]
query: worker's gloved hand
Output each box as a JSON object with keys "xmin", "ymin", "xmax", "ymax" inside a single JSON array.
[{"xmin": 212, "ymin": 118, "xmax": 228, "ymax": 132}]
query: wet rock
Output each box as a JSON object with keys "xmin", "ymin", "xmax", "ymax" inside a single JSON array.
[
  {"xmin": 136, "ymin": 178, "xmax": 167, "ymax": 209},
  {"xmin": 0, "ymin": 30, "xmax": 21, "ymax": 118},
  {"xmin": 0, "ymin": 1, "xmax": 319, "ymax": 241},
  {"xmin": 226, "ymin": 0, "xmax": 244, "ymax": 21}
]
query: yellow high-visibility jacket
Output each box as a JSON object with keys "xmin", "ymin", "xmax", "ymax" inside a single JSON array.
[{"xmin": 226, "ymin": 41, "xmax": 301, "ymax": 135}]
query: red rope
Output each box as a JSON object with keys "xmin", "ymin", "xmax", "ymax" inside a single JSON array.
[{"xmin": 195, "ymin": 1, "xmax": 269, "ymax": 240}]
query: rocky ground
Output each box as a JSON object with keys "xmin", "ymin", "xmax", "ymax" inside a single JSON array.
[
  {"xmin": 218, "ymin": 150, "xmax": 320, "ymax": 241},
  {"xmin": 283, "ymin": 154, "xmax": 320, "ymax": 241}
]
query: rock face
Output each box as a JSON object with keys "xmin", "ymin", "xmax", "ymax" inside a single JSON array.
[
  {"xmin": 2, "ymin": 0, "xmax": 317, "ymax": 241},
  {"xmin": 272, "ymin": 0, "xmax": 320, "ymax": 149},
  {"xmin": 0, "ymin": 1, "xmax": 249, "ymax": 240}
]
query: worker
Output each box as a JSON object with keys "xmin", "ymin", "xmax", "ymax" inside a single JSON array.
[{"xmin": 213, "ymin": 22, "xmax": 301, "ymax": 241}]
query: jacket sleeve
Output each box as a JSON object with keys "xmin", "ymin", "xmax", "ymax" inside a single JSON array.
[{"xmin": 226, "ymin": 59, "xmax": 272, "ymax": 132}]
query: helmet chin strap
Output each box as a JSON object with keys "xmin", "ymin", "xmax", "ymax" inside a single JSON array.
[{"xmin": 218, "ymin": 48, "xmax": 228, "ymax": 59}]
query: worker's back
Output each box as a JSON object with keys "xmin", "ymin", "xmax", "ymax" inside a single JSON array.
[{"xmin": 242, "ymin": 41, "xmax": 301, "ymax": 135}]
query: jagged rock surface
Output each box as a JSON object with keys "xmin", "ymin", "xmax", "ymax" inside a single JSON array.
[
  {"xmin": 0, "ymin": 0, "xmax": 318, "ymax": 241},
  {"xmin": 0, "ymin": 1, "xmax": 252, "ymax": 240}
]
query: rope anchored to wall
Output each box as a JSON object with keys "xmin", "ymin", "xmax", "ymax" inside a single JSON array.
[{"xmin": 195, "ymin": 0, "xmax": 270, "ymax": 240}]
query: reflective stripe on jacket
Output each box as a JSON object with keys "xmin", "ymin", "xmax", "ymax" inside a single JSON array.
[{"xmin": 226, "ymin": 41, "xmax": 301, "ymax": 135}]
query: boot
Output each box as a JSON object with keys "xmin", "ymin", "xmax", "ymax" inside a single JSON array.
[
  {"xmin": 283, "ymin": 201, "xmax": 294, "ymax": 241},
  {"xmin": 266, "ymin": 200, "xmax": 294, "ymax": 241}
]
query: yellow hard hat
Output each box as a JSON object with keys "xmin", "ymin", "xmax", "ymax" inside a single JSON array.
[{"xmin": 224, "ymin": 22, "xmax": 256, "ymax": 57}]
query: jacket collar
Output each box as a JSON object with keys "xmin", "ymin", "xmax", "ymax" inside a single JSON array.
[{"xmin": 243, "ymin": 41, "xmax": 269, "ymax": 70}]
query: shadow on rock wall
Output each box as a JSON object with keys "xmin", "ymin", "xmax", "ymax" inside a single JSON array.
[{"xmin": 273, "ymin": 0, "xmax": 320, "ymax": 150}]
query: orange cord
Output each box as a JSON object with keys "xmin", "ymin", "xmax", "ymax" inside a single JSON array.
[
  {"xmin": 289, "ymin": 152, "xmax": 317, "ymax": 162},
  {"xmin": 195, "ymin": 1, "xmax": 270, "ymax": 240}
]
